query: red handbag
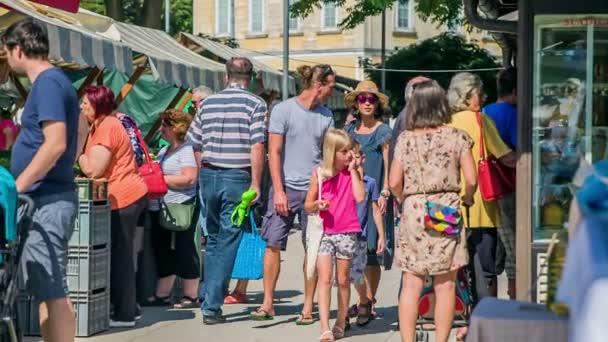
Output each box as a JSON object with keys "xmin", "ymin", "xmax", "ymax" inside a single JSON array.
[
  {"xmin": 476, "ymin": 112, "xmax": 516, "ymax": 201},
  {"xmin": 134, "ymin": 128, "xmax": 168, "ymax": 200}
]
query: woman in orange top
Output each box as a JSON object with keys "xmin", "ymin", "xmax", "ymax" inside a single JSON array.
[{"xmin": 78, "ymin": 85, "xmax": 147, "ymax": 328}]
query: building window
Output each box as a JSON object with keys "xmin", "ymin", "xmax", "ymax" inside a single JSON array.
[
  {"xmin": 288, "ymin": 0, "xmax": 300, "ymax": 31},
  {"xmin": 216, "ymin": 0, "xmax": 231, "ymax": 36},
  {"xmin": 322, "ymin": 2, "xmax": 338, "ymax": 29},
  {"xmin": 395, "ymin": 0, "xmax": 413, "ymax": 30},
  {"xmin": 250, "ymin": 0, "xmax": 264, "ymax": 33}
]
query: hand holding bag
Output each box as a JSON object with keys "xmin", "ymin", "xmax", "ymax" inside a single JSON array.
[
  {"xmin": 305, "ymin": 169, "xmax": 324, "ymax": 280},
  {"xmin": 476, "ymin": 112, "xmax": 515, "ymax": 201},
  {"xmin": 231, "ymin": 212, "xmax": 267, "ymax": 280},
  {"xmin": 134, "ymin": 128, "xmax": 168, "ymax": 199},
  {"xmin": 414, "ymin": 135, "xmax": 463, "ymax": 236}
]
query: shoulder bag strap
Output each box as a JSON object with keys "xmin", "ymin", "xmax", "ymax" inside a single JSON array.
[
  {"xmin": 476, "ymin": 111, "xmax": 486, "ymax": 160},
  {"xmin": 413, "ymin": 135, "xmax": 429, "ymax": 202},
  {"xmin": 133, "ymin": 124, "xmax": 152, "ymax": 165}
]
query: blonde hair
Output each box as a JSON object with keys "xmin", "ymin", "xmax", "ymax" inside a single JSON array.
[
  {"xmin": 447, "ymin": 72, "xmax": 483, "ymax": 112},
  {"xmin": 320, "ymin": 129, "xmax": 353, "ymax": 178}
]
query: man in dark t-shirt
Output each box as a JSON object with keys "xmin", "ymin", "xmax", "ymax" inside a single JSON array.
[{"xmin": 2, "ymin": 19, "xmax": 79, "ymax": 340}]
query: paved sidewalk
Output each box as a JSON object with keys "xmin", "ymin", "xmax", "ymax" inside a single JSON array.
[{"xmin": 24, "ymin": 229, "xmax": 505, "ymax": 342}]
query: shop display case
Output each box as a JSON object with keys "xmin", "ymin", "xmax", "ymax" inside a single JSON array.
[{"xmin": 532, "ymin": 15, "xmax": 608, "ymax": 243}]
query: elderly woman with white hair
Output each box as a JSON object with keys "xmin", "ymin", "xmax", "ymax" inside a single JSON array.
[
  {"xmin": 189, "ymin": 85, "xmax": 214, "ymax": 116},
  {"xmin": 447, "ymin": 72, "xmax": 517, "ymax": 340}
]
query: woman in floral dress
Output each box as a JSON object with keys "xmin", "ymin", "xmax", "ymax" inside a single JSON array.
[{"xmin": 389, "ymin": 80, "xmax": 477, "ymax": 342}]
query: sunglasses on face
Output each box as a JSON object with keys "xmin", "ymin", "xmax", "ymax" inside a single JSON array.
[{"xmin": 357, "ymin": 95, "xmax": 377, "ymax": 105}]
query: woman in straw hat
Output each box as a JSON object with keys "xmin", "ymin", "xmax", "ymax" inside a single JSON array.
[{"xmin": 343, "ymin": 80, "xmax": 393, "ymax": 321}]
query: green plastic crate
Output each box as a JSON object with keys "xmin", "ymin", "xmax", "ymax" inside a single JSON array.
[
  {"xmin": 76, "ymin": 178, "xmax": 108, "ymax": 202},
  {"xmin": 70, "ymin": 289, "xmax": 110, "ymax": 337},
  {"xmin": 67, "ymin": 245, "xmax": 110, "ymax": 292},
  {"xmin": 69, "ymin": 201, "xmax": 110, "ymax": 247}
]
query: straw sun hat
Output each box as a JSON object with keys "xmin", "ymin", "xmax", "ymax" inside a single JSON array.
[{"xmin": 344, "ymin": 80, "xmax": 389, "ymax": 109}]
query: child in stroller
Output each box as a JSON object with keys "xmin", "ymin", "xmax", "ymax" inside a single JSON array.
[{"xmin": 0, "ymin": 166, "xmax": 35, "ymax": 342}]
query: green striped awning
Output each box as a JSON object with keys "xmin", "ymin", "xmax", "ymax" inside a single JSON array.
[
  {"xmin": 0, "ymin": 0, "xmax": 133, "ymax": 74},
  {"xmin": 115, "ymin": 22, "xmax": 225, "ymax": 90}
]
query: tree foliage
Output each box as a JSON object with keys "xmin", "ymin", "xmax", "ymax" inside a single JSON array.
[
  {"xmin": 290, "ymin": 0, "xmax": 463, "ymax": 30},
  {"xmin": 81, "ymin": 0, "xmax": 193, "ymax": 33},
  {"xmin": 363, "ymin": 33, "xmax": 500, "ymax": 114}
]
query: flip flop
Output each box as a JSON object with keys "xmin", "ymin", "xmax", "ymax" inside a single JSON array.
[
  {"xmin": 249, "ymin": 308, "xmax": 274, "ymax": 321},
  {"xmin": 295, "ymin": 312, "xmax": 315, "ymax": 326}
]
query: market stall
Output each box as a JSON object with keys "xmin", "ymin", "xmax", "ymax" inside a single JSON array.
[{"xmin": 177, "ymin": 32, "xmax": 296, "ymax": 95}]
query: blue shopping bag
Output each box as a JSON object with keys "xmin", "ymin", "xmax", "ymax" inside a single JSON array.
[{"xmin": 231, "ymin": 211, "xmax": 266, "ymax": 280}]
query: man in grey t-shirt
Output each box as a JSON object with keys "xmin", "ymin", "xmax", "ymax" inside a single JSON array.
[{"xmin": 251, "ymin": 65, "xmax": 335, "ymax": 323}]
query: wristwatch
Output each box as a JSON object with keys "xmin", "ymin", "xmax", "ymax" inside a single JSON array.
[{"xmin": 380, "ymin": 189, "xmax": 391, "ymax": 198}]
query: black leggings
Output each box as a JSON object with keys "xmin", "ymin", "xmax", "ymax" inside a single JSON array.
[
  {"xmin": 110, "ymin": 197, "xmax": 146, "ymax": 321},
  {"xmin": 149, "ymin": 204, "xmax": 200, "ymax": 279}
]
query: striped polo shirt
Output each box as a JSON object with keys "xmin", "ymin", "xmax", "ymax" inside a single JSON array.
[{"xmin": 186, "ymin": 85, "xmax": 267, "ymax": 168}]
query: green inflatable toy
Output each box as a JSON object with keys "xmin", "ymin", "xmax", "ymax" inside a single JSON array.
[{"xmin": 231, "ymin": 189, "xmax": 257, "ymax": 226}]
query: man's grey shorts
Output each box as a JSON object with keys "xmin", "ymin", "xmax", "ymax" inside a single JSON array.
[
  {"xmin": 21, "ymin": 191, "xmax": 77, "ymax": 301},
  {"xmin": 261, "ymin": 188, "xmax": 308, "ymax": 251}
]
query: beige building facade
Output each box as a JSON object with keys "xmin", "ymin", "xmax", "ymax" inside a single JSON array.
[{"xmin": 193, "ymin": 0, "xmax": 501, "ymax": 80}]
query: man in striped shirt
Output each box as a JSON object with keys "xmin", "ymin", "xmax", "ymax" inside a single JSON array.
[{"xmin": 187, "ymin": 57, "xmax": 267, "ymax": 325}]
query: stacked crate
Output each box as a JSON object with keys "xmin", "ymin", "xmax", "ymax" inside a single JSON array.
[{"xmin": 19, "ymin": 178, "xmax": 111, "ymax": 337}]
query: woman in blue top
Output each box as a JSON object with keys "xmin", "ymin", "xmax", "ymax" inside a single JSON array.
[{"xmin": 344, "ymin": 80, "xmax": 393, "ymax": 315}]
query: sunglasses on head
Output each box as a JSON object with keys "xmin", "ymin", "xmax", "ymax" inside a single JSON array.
[{"xmin": 357, "ymin": 95, "xmax": 378, "ymax": 104}]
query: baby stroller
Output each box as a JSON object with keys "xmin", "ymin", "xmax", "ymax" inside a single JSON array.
[
  {"xmin": 0, "ymin": 166, "xmax": 35, "ymax": 342},
  {"xmin": 414, "ymin": 268, "xmax": 473, "ymax": 342}
]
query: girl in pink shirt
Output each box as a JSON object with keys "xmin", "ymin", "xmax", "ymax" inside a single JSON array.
[{"xmin": 305, "ymin": 129, "xmax": 365, "ymax": 341}]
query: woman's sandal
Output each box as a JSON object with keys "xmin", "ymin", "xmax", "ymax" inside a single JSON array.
[
  {"xmin": 173, "ymin": 296, "xmax": 199, "ymax": 309},
  {"xmin": 331, "ymin": 325, "xmax": 345, "ymax": 339},
  {"xmin": 319, "ymin": 330, "xmax": 335, "ymax": 342},
  {"xmin": 356, "ymin": 301, "xmax": 373, "ymax": 327},
  {"xmin": 141, "ymin": 295, "xmax": 171, "ymax": 307},
  {"xmin": 249, "ymin": 308, "xmax": 275, "ymax": 321},
  {"xmin": 295, "ymin": 312, "xmax": 315, "ymax": 325}
]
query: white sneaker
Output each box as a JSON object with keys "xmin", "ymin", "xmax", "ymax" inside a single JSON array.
[{"xmin": 109, "ymin": 319, "xmax": 136, "ymax": 328}]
